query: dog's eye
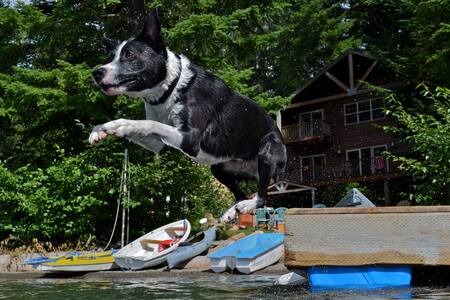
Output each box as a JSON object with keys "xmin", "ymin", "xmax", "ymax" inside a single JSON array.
[{"xmin": 123, "ymin": 49, "xmax": 136, "ymax": 60}]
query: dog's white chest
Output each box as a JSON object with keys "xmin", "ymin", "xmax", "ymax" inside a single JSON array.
[{"xmin": 144, "ymin": 100, "xmax": 183, "ymax": 127}]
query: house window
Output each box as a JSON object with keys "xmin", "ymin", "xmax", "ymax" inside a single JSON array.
[
  {"xmin": 298, "ymin": 110, "xmax": 323, "ymax": 124},
  {"xmin": 346, "ymin": 145, "xmax": 388, "ymax": 176},
  {"xmin": 296, "ymin": 110, "xmax": 324, "ymax": 138},
  {"xmin": 344, "ymin": 98, "xmax": 384, "ymax": 125},
  {"xmin": 301, "ymin": 154, "xmax": 326, "ymax": 183}
]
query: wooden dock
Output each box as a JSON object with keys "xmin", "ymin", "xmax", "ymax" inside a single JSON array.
[{"xmin": 284, "ymin": 206, "xmax": 450, "ymax": 268}]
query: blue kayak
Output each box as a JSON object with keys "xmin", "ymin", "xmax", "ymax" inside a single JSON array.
[
  {"xmin": 167, "ymin": 226, "xmax": 216, "ymax": 269},
  {"xmin": 208, "ymin": 233, "xmax": 284, "ymax": 274}
]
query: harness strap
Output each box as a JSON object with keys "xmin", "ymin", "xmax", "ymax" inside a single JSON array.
[{"xmin": 145, "ymin": 54, "xmax": 182, "ymax": 105}]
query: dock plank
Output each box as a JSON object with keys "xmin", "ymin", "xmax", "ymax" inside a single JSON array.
[{"xmin": 285, "ymin": 207, "xmax": 450, "ymax": 267}]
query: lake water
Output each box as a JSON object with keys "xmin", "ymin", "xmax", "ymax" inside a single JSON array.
[{"xmin": 1, "ymin": 274, "xmax": 450, "ymax": 299}]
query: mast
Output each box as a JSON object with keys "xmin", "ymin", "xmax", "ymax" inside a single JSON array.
[{"xmin": 121, "ymin": 148, "xmax": 129, "ymax": 248}]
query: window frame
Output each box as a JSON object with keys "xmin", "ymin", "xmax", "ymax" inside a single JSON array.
[
  {"xmin": 300, "ymin": 153, "xmax": 326, "ymax": 182},
  {"xmin": 344, "ymin": 97, "xmax": 385, "ymax": 125},
  {"xmin": 298, "ymin": 109, "xmax": 324, "ymax": 125},
  {"xmin": 345, "ymin": 145, "xmax": 389, "ymax": 175}
]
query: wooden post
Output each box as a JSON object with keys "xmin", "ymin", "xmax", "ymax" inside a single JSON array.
[
  {"xmin": 276, "ymin": 110, "xmax": 282, "ymax": 131},
  {"xmin": 348, "ymin": 53, "xmax": 354, "ymax": 90},
  {"xmin": 384, "ymin": 179, "xmax": 391, "ymax": 206}
]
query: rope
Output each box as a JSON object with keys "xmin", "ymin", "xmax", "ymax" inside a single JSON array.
[
  {"xmin": 103, "ymin": 149, "xmax": 127, "ymax": 251},
  {"xmin": 103, "ymin": 190, "xmax": 121, "ymax": 251}
]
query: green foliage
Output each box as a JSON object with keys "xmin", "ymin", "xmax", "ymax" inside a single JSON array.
[
  {"xmin": 384, "ymin": 85, "xmax": 450, "ymax": 204},
  {"xmin": 0, "ymin": 151, "xmax": 113, "ymax": 243},
  {"xmin": 128, "ymin": 150, "xmax": 233, "ymax": 237},
  {"xmin": 348, "ymin": 0, "xmax": 450, "ymax": 86},
  {"xmin": 0, "ymin": 62, "xmax": 111, "ymax": 168},
  {"xmin": 0, "ymin": 144, "xmax": 233, "ymax": 244},
  {"xmin": 264, "ymin": 0, "xmax": 361, "ymax": 95}
]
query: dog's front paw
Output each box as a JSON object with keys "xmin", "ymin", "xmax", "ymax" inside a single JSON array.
[
  {"xmin": 235, "ymin": 196, "xmax": 259, "ymax": 214},
  {"xmin": 102, "ymin": 119, "xmax": 136, "ymax": 137},
  {"xmin": 89, "ymin": 119, "xmax": 135, "ymax": 145},
  {"xmin": 89, "ymin": 124, "xmax": 108, "ymax": 145}
]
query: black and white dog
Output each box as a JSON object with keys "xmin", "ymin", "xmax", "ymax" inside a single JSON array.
[{"xmin": 90, "ymin": 10, "xmax": 286, "ymax": 222}]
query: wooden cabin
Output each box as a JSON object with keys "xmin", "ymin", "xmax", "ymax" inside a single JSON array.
[{"xmin": 279, "ymin": 51, "xmax": 409, "ymax": 205}]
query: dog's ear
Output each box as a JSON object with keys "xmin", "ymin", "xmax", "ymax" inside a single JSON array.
[
  {"xmin": 102, "ymin": 36, "xmax": 120, "ymax": 53},
  {"xmin": 136, "ymin": 9, "xmax": 165, "ymax": 54}
]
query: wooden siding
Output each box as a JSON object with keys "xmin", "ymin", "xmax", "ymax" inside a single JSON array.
[{"xmin": 281, "ymin": 93, "xmax": 408, "ymax": 184}]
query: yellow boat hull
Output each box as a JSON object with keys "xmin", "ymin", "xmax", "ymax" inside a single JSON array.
[{"xmin": 37, "ymin": 251, "xmax": 117, "ymax": 272}]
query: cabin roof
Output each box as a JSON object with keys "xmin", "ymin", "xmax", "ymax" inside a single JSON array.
[{"xmin": 290, "ymin": 50, "xmax": 394, "ymax": 106}]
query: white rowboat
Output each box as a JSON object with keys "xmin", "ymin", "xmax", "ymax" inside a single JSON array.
[{"xmin": 113, "ymin": 219, "xmax": 191, "ymax": 270}]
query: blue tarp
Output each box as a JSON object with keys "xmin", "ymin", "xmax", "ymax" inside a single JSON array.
[{"xmin": 308, "ymin": 265, "xmax": 412, "ymax": 290}]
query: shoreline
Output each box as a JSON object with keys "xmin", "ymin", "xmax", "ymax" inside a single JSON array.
[
  {"xmin": 0, "ymin": 251, "xmax": 289, "ymax": 280},
  {"xmin": 0, "ymin": 262, "xmax": 289, "ymax": 280}
]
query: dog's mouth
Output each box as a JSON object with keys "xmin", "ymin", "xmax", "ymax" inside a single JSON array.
[{"xmin": 99, "ymin": 78, "xmax": 138, "ymax": 95}]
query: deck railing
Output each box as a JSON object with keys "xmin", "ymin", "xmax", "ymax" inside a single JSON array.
[
  {"xmin": 286, "ymin": 157, "xmax": 390, "ymax": 184},
  {"xmin": 281, "ymin": 121, "xmax": 331, "ymax": 144}
]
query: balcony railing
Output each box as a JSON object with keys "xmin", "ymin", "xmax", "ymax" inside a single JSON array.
[
  {"xmin": 281, "ymin": 121, "xmax": 331, "ymax": 144},
  {"xmin": 285, "ymin": 157, "xmax": 391, "ymax": 184}
]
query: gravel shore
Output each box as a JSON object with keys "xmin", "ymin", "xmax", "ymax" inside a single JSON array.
[{"xmin": 0, "ymin": 252, "xmax": 289, "ymax": 280}]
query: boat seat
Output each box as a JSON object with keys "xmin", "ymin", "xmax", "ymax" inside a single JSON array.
[
  {"xmin": 139, "ymin": 239, "xmax": 163, "ymax": 252},
  {"xmin": 140, "ymin": 239, "xmax": 179, "ymax": 252},
  {"xmin": 165, "ymin": 227, "xmax": 186, "ymax": 231},
  {"xmin": 140, "ymin": 239, "xmax": 168, "ymax": 244}
]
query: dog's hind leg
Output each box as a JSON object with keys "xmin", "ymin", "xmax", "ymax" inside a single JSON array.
[
  {"xmin": 235, "ymin": 132, "xmax": 286, "ymax": 214},
  {"xmin": 211, "ymin": 164, "xmax": 246, "ymax": 202}
]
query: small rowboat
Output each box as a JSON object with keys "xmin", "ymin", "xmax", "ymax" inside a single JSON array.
[
  {"xmin": 113, "ymin": 219, "xmax": 191, "ymax": 270},
  {"xmin": 167, "ymin": 226, "xmax": 216, "ymax": 269},
  {"xmin": 208, "ymin": 233, "xmax": 284, "ymax": 274},
  {"xmin": 36, "ymin": 250, "xmax": 117, "ymax": 272}
]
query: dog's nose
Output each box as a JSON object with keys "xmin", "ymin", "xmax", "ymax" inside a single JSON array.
[{"xmin": 93, "ymin": 68, "xmax": 106, "ymax": 81}]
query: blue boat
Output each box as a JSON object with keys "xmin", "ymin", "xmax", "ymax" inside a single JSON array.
[
  {"xmin": 167, "ymin": 226, "xmax": 216, "ymax": 269},
  {"xmin": 208, "ymin": 233, "xmax": 284, "ymax": 274},
  {"xmin": 308, "ymin": 265, "xmax": 412, "ymax": 291}
]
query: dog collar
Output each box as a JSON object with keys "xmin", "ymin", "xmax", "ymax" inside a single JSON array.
[{"xmin": 145, "ymin": 55, "xmax": 182, "ymax": 105}]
